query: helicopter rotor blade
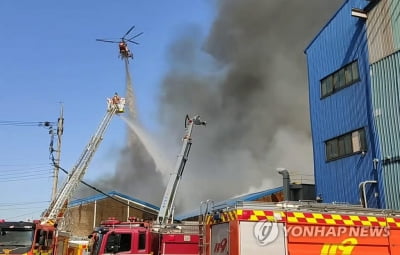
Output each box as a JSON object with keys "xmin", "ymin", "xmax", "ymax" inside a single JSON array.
[
  {"xmin": 122, "ymin": 25, "xmax": 136, "ymax": 39},
  {"xmin": 96, "ymin": 39, "xmax": 120, "ymax": 43},
  {"xmin": 127, "ymin": 40, "xmax": 139, "ymax": 45},
  {"xmin": 128, "ymin": 32, "xmax": 143, "ymax": 40}
]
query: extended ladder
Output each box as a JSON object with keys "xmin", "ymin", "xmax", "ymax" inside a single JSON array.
[
  {"xmin": 157, "ymin": 115, "xmax": 206, "ymax": 226},
  {"xmin": 41, "ymin": 98, "xmax": 125, "ymax": 224},
  {"xmin": 198, "ymin": 200, "xmax": 214, "ymax": 255}
]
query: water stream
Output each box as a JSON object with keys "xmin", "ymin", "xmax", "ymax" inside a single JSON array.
[
  {"xmin": 121, "ymin": 58, "xmax": 174, "ymax": 180},
  {"xmin": 120, "ymin": 116, "xmax": 173, "ymax": 176}
]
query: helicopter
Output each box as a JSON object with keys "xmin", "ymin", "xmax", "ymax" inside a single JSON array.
[{"xmin": 96, "ymin": 25, "xmax": 143, "ymax": 60}]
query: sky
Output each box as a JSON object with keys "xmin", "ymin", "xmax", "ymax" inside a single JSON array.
[
  {"xmin": 0, "ymin": 0, "xmax": 343, "ymax": 221},
  {"xmin": 0, "ymin": 0, "xmax": 215, "ymax": 220}
]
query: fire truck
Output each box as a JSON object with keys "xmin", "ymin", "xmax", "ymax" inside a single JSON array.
[
  {"xmin": 0, "ymin": 96, "xmax": 125, "ymax": 255},
  {"xmin": 203, "ymin": 200, "xmax": 400, "ymax": 255},
  {"xmin": 0, "ymin": 220, "xmax": 55, "ymax": 255},
  {"xmin": 88, "ymin": 115, "xmax": 206, "ymax": 255}
]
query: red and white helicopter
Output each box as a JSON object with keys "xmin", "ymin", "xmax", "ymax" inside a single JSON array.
[{"xmin": 96, "ymin": 25, "xmax": 143, "ymax": 60}]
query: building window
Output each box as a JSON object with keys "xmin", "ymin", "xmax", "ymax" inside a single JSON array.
[
  {"xmin": 321, "ymin": 60, "xmax": 360, "ymax": 98},
  {"xmin": 325, "ymin": 128, "xmax": 367, "ymax": 161}
]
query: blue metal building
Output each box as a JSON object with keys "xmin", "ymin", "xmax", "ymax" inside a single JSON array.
[{"xmin": 305, "ymin": 0, "xmax": 400, "ymax": 209}]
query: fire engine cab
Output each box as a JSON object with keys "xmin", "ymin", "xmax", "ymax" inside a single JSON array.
[
  {"xmin": 89, "ymin": 217, "xmax": 200, "ymax": 255},
  {"xmin": 0, "ymin": 220, "xmax": 55, "ymax": 255}
]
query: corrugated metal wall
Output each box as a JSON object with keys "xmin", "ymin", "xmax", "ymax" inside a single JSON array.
[
  {"xmin": 392, "ymin": 1, "xmax": 400, "ymax": 49},
  {"xmin": 367, "ymin": 0, "xmax": 400, "ymax": 63},
  {"xmin": 370, "ymin": 51, "xmax": 400, "ymax": 209},
  {"xmin": 305, "ymin": 0, "xmax": 382, "ymax": 207},
  {"xmin": 367, "ymin": 0, "xmax": 395, "ymax": 63}
]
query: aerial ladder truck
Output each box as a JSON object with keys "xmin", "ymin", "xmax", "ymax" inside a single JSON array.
[
  {"xmin": 41, "ymin": 96, "xmax": 125, "ymax": 226},
  {"xmin": 0, "ymin": 95, "xmax": 125, "ymax": 255},
  {"xmin": 156, "ymin": 114, "xmax": 207, "ymax": 226},
  {"xmin": 88, "ymin": 115, "xmax": 206, "ymax": 255}
]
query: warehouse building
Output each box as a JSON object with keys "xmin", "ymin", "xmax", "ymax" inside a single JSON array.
[
  {"xmin": 63, "ymin": 189, "xmax": 284, "ymax": 238},
  {"xmin": 64, "ymin": 191, "xmax": 159, "ymax": 237},
  {"xmin": 64, "ymin": 179, "xmax": 316, "ymax": 237},
  {"xmin": 305, "ymin": 0, "xmax": 400, "ymax": 209}
]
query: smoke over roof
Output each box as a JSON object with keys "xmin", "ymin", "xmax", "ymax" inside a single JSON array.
[
  {"xmin": 81, "ymin": 0, "xmax": 342, "ymax": 212},
  {"xmin": 157, "ymin": 0, "xmax": 342, "ymax": 211}
]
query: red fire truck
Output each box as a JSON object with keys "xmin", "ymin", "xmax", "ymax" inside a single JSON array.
[
  {"xmin": 203, "ymin": 201, "xmax": 400, "ymax": 255},
  {"xmin": 0, "ymin": 220, "xmax": 55, "ymax": 255},
  {"xmin": 89, "ymin": 217, "xmax": 200, "ymax": 255}
]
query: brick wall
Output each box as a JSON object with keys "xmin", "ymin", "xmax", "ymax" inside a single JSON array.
[{"xmin": 65, "ymin": 197, "xmax": 157, "ymax": 237}]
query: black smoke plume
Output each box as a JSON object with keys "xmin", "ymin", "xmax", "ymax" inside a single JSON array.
[{"xmin": 157, "ymin": 0, "xmax": 342, "ymax": 211}]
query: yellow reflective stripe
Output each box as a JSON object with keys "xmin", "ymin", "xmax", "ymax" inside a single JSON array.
[
  {"xmin": 331, "ymin": 214, "xmax": 343, "ymax": 220},
  {"xmin": 313, "ymin": 213, "xmax": 324, "ymax": 219}
]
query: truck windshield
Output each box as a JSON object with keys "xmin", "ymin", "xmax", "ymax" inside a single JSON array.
[
  {"xmin": 0, "ymin": 228, "xmax": 34, "ymax": 247},
  {"xmin": 105, "ymin": 233, "xmax": 132, "ymax": 253}
]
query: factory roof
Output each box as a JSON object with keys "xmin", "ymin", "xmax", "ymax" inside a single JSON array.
[
  {"xmin": 176, "ymin": 186, "xmax": 283, "ymax": 220},
  {"xmin": 69, "ymin": 190, "xmax": 160, "ymax": 211}
]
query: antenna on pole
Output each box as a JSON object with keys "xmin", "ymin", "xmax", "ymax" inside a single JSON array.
[{"xmin": 51, "ymin": 103, "xmax": 64, "ymax": 201}]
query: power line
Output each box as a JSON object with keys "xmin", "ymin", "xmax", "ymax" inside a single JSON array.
[
  {"xmin": 5, "ymin": 209, "xmax": 47, "ymax": 221},
  {"xmin": 53, "ymin": 162, "xmax": 158, "ymax": 215},
  {"xmin": 0, "ymin": 163, "xmax": 52, "ymax": 182},
  {"xmin": 1, "ymin": 168, "xmax": 52, "ymax": 175},
  {"xmin": 0, "ymin": 201, "xmax": 50, "ymax": 206},
  {"xmin": 0, "ymin": 206, "xmax": 48, "ymax": 211},
  {"xmin": 0, "ymin": 120, "xmax": 55, "ymax": 127},
  {"xmin": 1, "ymin": 170, "xmax": 51, "ymax": 178},
  {"xmin": 0, "ymin": 176, "xmax": 51, "ymax": 183},
  {"xmin": 0, "ymin": 163, "xmax": 50, "ymax": 167}
]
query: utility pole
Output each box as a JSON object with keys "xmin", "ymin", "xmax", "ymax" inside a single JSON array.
[{"xmin": 51, "ymin": 104, "xmax": 64, "ymax": 201}]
